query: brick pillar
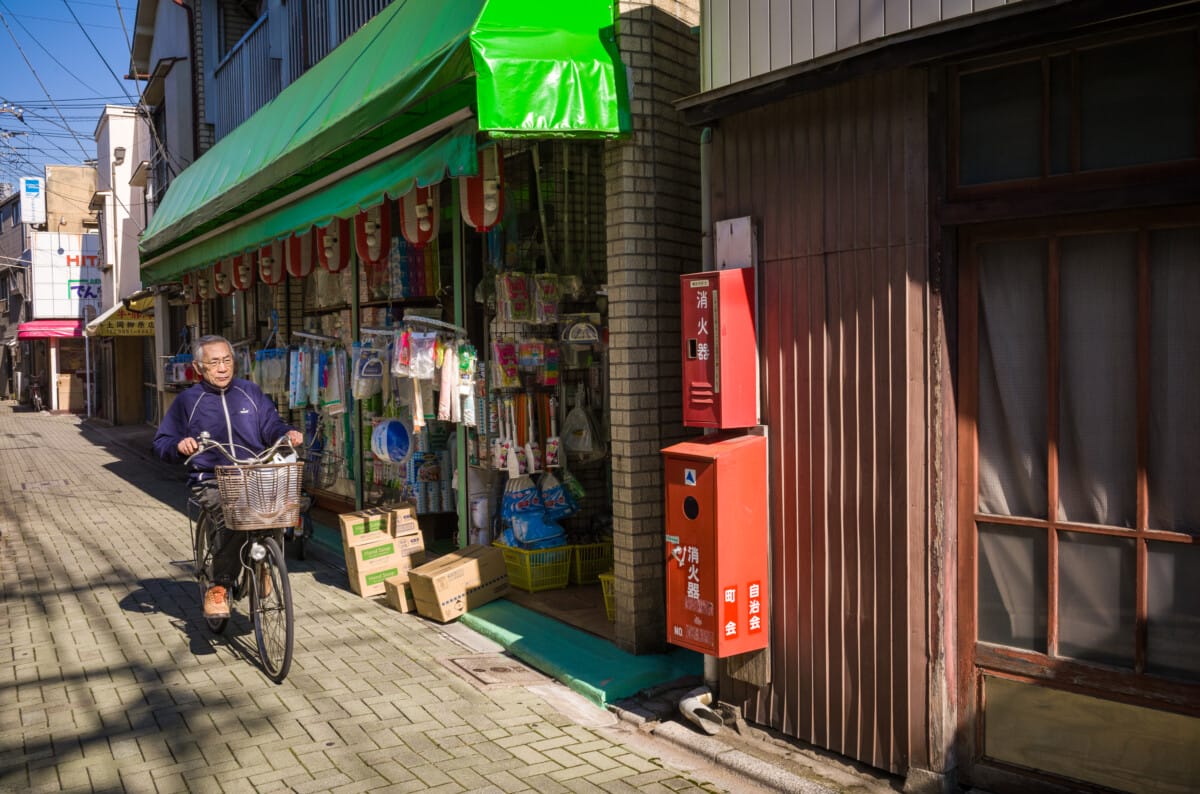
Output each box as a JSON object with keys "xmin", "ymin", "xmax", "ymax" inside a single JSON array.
[{"xmin": 606, "ymin": 1, "xmax": 701, "ymax": 654}]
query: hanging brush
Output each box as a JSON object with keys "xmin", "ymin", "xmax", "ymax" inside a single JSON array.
[{"xmin": 524, "ymin": 389, "xmax": 542, "ymax": 473}]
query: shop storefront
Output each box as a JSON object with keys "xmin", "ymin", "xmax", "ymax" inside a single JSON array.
[
  {"xmin": 84, "ymin": 298, "xmax": 156, "ymax": 424},
  {"xmin": 138, "ymin": 1, "xmax": 641, "ymax": 636},
  {"xmin": 16, "ymin": 320, "xmax": 86, "ymax": 413}
]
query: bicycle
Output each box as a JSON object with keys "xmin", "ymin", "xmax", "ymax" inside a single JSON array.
[
  {"xmin": 29, "ymin": 376, "xmax": 43, "ymax": 412},
  {"xmin": 186, "ymin": 432, "xmax": 303, "ymax": 683}
]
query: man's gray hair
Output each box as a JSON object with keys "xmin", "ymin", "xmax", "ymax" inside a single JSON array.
[{"xmin": 193, "ymin": 334, "xmax": 233, "ymax": 363}]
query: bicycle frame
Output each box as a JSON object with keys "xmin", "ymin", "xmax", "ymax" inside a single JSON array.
[{"xmin": 186, "ymin": 433, "xmax": 300, "ymax": 682}]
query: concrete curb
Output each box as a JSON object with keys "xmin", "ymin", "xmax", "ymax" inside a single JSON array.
[{"xmin": 609, "ymin": 702, "xmax": 836, "ymax": 794}]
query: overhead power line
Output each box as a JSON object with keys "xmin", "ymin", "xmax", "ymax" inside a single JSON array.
[
  {"xmin": 60, "ymin": 0, "xmax": 135, "ymax": 104},
  {"xmin": 0, "ymin": 11, "xmax": 91, "ymax": 160},
  {"xmin": 0, "ymin": 0, "xmax": 107, "ymax": 97}
]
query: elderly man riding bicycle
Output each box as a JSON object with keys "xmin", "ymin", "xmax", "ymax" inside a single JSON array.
[{"xmin": 154, "ymin": 334, "xmax": 303, "ymax": 619}]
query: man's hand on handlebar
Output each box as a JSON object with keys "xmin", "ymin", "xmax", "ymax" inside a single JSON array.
[
  {"xmin": 177, "ymin": 436, "xmax": 200, "ymax": 457},
  {"xmin": 285, "ymin": 430, "xmax": 304, "ymax": 448}
]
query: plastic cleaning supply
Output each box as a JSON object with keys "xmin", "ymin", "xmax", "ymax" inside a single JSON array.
[
  {"xmin": 524, "ymin": 391, "xmax": 541, "ymax": 473},
  {"xmin": 544, "ymin": 395, "xmax": 561, "ymax": 468},
  {"xmin": 534, "ymin": 274, "xmax": 560, "ymax": 323},
  {"xmin": 391, "ymin": 329, "xmax": 411, "ymax": 376},
  {"xmin": 491, "ymin": 340, "xmax": 520, "ymax": 389},
  {"xmin": 540, "ymin": 470, "xmax": 576, "ymax": 521},
  {"xmin": 371, "ymin": 418, "xmax": 413, "ymax": 465},
  {"xmin": 438, "ymin": 349, "xmax": 457, "ymax": 421}
]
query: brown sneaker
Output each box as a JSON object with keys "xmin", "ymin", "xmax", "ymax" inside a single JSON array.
[
  {"xmin": 258, "ymin": 566, "xmax": 272, "ymax": 599},
  {"xmin": 203, "ymin": 585, "xmax": 230, "ymax": 618}
]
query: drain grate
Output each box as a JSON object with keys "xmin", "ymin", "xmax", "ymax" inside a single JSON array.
[{"xmin": 442, "ymin": 653, "xmax": 548, "ymax": 689}]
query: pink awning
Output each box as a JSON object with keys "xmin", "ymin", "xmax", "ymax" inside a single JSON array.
[{"xmin": 18, "ymin": 319, "xmax": 83, "ymax": 339}]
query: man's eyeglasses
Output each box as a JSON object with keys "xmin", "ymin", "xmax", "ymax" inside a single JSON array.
[{"xmin": 203, "ymin": 357, "xmax": 234, "ymax": 369}]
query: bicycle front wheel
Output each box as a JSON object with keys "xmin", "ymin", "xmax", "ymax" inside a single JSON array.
[{"xmin": 250, "ymin": 536, "xmax": 293, "ymax": 682}]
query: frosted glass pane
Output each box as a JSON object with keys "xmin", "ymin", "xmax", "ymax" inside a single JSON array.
[
  {"xmin": 959, "ymin": 61, "xmax": 1042, "ymax": 185},
  {"xmin": 1147, "ymin": 543, "xmax": 1200, "ymax": 680},
  {"xmin": 978, "ymin": 522, "xmax": 1047, "ymax": 652},
  {"xmin": 978, "ymin": 240, "xmax": 1048, "ymax": 519},
  {"xmin": 1058, "ymin": 532, "xmax": 1135, "ymax": 667},
  {"xmin": 1057, "ymin": 234, "xmax": 1137, "ymax": 527},
  {"xmin": 1080, "ymin": 33, "xmax": 1197, "ymax": 171},
  {"xmin": 1149, "ymin": 229, "xmax": 1200, "ymax": 535}
]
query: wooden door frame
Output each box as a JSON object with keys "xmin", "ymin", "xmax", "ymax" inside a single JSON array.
[{"xmin": 955, "ymin": 209, "xmax": 1200, "ymax": 790}]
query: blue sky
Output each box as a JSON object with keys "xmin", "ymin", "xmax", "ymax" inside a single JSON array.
[{"xmin": 0, "ymin": 0, "xmax": 135, "ymax": 185}]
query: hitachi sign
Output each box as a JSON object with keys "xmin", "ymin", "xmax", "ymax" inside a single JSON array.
[{"xmin": 63, "ymin": 254, "xmax": 100, "ymax": 267}]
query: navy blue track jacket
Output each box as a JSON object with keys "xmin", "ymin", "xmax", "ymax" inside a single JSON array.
[{"xmin": 154, "ymin": 377, "xmax": 295, "ymax": 485}]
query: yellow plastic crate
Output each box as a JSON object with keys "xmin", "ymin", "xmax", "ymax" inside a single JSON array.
[
  {"xmin": 598, "ymin": 572, "xmax": 615, "ymax": 622},
  {"xmin": 494, "ymin": 542, "xmax": 571, "ymax": 593},
  {"xmin": 570, "ymin": 541, "xmax": 613, "ymax": 584}
]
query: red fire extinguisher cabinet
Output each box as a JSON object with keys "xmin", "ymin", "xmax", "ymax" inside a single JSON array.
[
  {"xmin": 680, "ymin": 267, "xmax": 757, "ymax": 429},
  {"xmin": 662, "ymin": 432, "xmax": 768, "ymax": 657}
]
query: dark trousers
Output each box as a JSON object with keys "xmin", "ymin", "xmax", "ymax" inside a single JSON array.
[{"xmin": 190, "ymin": 483, "xmax": 244, "ymax": 587}]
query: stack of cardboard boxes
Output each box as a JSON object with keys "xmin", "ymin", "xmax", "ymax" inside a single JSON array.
[
  {"xmin": 338, "ymin": 504, "xmax": 510, "ymax": 623},
  {"xmin": 339, "ymin": 505, "xmax": 426, "ymax": 598}
]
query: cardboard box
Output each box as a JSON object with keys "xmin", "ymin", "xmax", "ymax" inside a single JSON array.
[
  {"xmin": 408, "ymin": 544, "xmax": 509, "ymax": 623},
  {"xmin": 386, "ymin": 502, "xmax": 420, "ymax": 537},
  {"xmin": 392, "ymin": 526, "xmax": 425, "ymax": 557},
  {"xmin": 338, "ymin": 507, "xmax": 391, "ymax": 548},
  {"xmin": 384, "ymin": 576, "xmax": 416, "ymax": 613},
  {"xmin": 343, "ymin": 531, "xmax": 427, "ymax": 599},
  {"xmin": 344, "ymin": 534, "xmax": 405, "ymax": 569},
  {"xmin": 348, "ymin": 562, "xmax": 404, "ymax": 598}
]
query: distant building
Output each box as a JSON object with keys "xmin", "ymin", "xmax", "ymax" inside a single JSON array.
[
  {"xmin": 16, "ymin": 165, "xmax": 100, "ymax": 412},
  {"xmin": 0, "ymin": 189, "xmax": 27, "ymax": 397}
]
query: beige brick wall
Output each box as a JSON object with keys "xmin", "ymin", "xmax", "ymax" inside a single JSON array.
[{"xmin": 607, "ymin": 1, "xmax": 701, "ymax": 654}]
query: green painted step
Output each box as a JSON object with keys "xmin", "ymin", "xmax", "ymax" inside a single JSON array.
[{"xmin": 460, "ymin": 599, "xmax": 702, "ymax": 708}]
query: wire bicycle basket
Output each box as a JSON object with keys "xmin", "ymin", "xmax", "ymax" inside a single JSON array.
[
  {"xmin": 303, "ymin": 447, "xmax": 343, "ymax": 490},
  {"xmin": 215, "ymin": 461, "xmax": 304, "ymax": 531}
]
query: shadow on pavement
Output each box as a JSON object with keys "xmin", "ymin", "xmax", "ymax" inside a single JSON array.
[{"xmin": 119, "ymin": 577, "xmax": 257, "ymax": 658}]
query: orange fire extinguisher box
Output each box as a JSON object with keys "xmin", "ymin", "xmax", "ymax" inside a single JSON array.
[
  {"xmin": 680, "ymin": 268, "xmax": 758, "ymax": 429},
  {"xmin": 662, "ymin": 432, "xmax": 768, "ymax": 658}
]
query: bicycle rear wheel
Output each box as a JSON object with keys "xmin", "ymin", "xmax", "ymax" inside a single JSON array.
[
  {"xmin": 194, "ymin": 511, "xmax": 228, "ymax": 634},
  {"xmin": 250, "ymin": 536, "xmax": 293, "ymax": 682}
]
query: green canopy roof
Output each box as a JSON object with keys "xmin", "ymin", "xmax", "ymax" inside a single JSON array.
[{"xmin": 139, "ymin": 0, "xmax": 629, "ymax": 285}]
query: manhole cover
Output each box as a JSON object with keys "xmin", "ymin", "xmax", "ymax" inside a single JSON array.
[{"xmin": 442, "ymin": 654, "xmax": 547, "ymax": 689}]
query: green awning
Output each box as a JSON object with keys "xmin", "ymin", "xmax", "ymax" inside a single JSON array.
[
  {"xmin": 141, "ymin": 123, "xmax": 478, "ymax": 284},
  {"xmin": 139, "ymin": 0, "xmax": 629, "ymax": 284}
]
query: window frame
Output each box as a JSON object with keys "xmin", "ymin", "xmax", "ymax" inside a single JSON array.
[
  {"xmin": 957, "ymin": 206, "xmax": 1200, "ymax": 721},
  {"xmin": 949, "ymin": 24, "xmax": 1200, "ymax": 200}
]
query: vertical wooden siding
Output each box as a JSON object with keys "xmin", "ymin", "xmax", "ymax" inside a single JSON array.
[
  {"xmin": 710, "ymin": 69, "xmax": 930, "ymax": 775},
  {"xmin": 702, "ymin": 0, "xmax": 1020, "ymax": 91}
]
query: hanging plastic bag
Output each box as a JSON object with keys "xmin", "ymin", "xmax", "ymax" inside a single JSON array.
[
  {"xmin": 409, "ymin": 332, "xmax": 438, "ymax": 380},
  {"xmin": 561, "ymin": 396, "xmax": 605, "ymax": 464},
  {"xmin": 391, "ymin": 330, "xmax": 411, "ymax": 377},
  {"xmin": 534, "ymin": 274, "xmax": 560, "ymax": 323},
  {"xmin": 324, "ymin": 347, "xmax": 346, "ymax": 415},
  {"xmin": 352, "ymin": 342, "xmax": 384, "ymax": 401},
  {"xmin": 491, "ymin": 340, "xmax": 520, "ymax": 389}
]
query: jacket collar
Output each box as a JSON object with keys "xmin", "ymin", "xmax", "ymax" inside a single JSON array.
[{"xmin": 199, "ymin": 378, "xmax": 233, "ymax": 395}]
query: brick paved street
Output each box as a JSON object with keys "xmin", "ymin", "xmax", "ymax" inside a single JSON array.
[{"xmin": 0, "ymin": 405, "xmax": 759, "ymax": 793}]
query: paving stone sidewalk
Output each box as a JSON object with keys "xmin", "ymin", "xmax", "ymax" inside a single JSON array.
[{"xmin": 0, "ymin": 405, "xmax": 755, "ymax": 793}]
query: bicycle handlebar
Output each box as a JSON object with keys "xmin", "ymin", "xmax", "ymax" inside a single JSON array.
[{"xmin": 184, "ymin": 431, "xmax": 298, "ymax": 466}]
